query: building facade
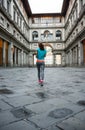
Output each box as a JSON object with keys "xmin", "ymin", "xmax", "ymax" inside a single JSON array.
[
  {"xmin": 0, "ymin": 0, "xmax": 30, "ymax": 67},
  {"xmin": 65, "ymin": 0, "xmax": 85, "ymax": 66},
  {"xmin": 0, "ymin": 0, "xmax": 85, "ymax": 67}
]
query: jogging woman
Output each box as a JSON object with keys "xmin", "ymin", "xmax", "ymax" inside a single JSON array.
[{"xmin": 36, "ymin": 42, "xmax": 53, "ymax": 86}]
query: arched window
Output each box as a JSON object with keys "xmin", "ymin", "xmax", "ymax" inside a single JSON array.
[
  {"xmin": 56, "ymin": 30, "xmax": 62, "ymax": 40},
  {"xmin": 41, "ymin": 30, "xmax": 53, "ymax": 41},
  {"xmin": 44, "ymin": 30, "xmax": 50, "ymax": 38},
  {"xmin": 44, "ymin": 30, "xmax": 53, "ymax": 40},
  {"xmin": 32, "ymin": 31, "xmax": 38, "ymax": 41}
]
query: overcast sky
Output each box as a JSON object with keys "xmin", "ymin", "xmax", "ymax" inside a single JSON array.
[{"xmin": 28, "ymin": 0, "xmax": 64, "ymax": 14}]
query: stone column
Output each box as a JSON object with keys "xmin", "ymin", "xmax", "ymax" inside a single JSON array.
[
  {"xmin": 77, "ymin": 0, "xmax": 81, "ymax": 18},
  {"xmin": 24, "ymin": 52, "xmax": 26, "ymax": 66},
  {"xmin": 8, "ymin": 43, "xmax": 13, "ymax": 67},
  {"xmin": 10, "ymin": 0, "xmax": 13, "ymax": 20},
  {"xmin": 72, "ymin": 48, "xmax": 74, "ymax": 65},
  {"xmin": 75, "ymin": 46, "xmax": 78, "ymax": 65},
  {"xmin": 53, "ymin": 53, "xmax": 56, "ymax": 66},
  {"xmin": 26, "ymin": 54, "xmax": 29, "ymax": 66},
  {"xmin": 70, "ymin": 49, "xmax": 72, "ymax": 66},
  {"xmin": 28, "ymin": 52, "xmax": 34, "ymax": 66},
  {"xmin": 62, "ymin": 52, "xmax": 65, "ymax": 66},
  {"xmin": 38, "ymin": 30, "xmax": 40, "ymax": 41},
  {"xmin": 66, "ymin": 53, "xmax": 68, "ymax": 66},
  {"xmin": 18, "ymin": 49, "xmax": 21, "ymax": 66},
  {"xmin": 73, "ymin": 48, "xmax": 76, "ymax": 64},
  {"xmin": 23, "ymin": 52, "xmax": 25, "ymax": 66},
  {"xmin": 14, "ymin": 47, "xmax": 17, "ymax": 66},
  {"xmin": 3, "ymin": 41, "xmax": 6, "ymax": 67},
  {"xmin": 21, "ymin": 50, "xmax": 23, "ymax": 66},
  {"xmin": 78, "ymin": 41, "xmax": 83, "ymax": 66},
  {"xmin": 53, "ymin": 29, "xmax": 55, "ymax": 41},
  {"xmin": 68, "ymin": 52, "xmax": 70, "ymax": 65}
]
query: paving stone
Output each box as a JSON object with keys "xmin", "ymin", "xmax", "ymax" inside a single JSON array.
[
  {"xmin": 74, "ymin": 110, "xmax": 85, "ymax": 123},
  {"xmin": 28, "ymin": 112, "xmax": 57, "ymax": 129},
  {"xmin": 25, "ymin": 98, "xmax": 69, "ymax": 114},
  {"xmin": 57, "ymin": 117, "xmax": 85, "ymax": 130},
  {"xmin": 0, "ymin": 110, "xmax": 18, "ymax": 127},
  {"xmin": 62, "ymin": 91, "xmax": 85, "ymax": 104},
  {"xmin": 0, "ymin": 100, "xmax": 12, "ymax": 111},
  {"xmin": 0, "ymin": 120, "xmax": 39, "ymax": 130},
  {"xmin": 4, "ymin": 95, "xmax": 41, "ymax": 107},
  {"xmin": 0, "ymin": 95, "xmax": 4, "ymax": 99},
  {"xmin": 45, "ymin": 125, "xmax": 60, "ymax": 130},
  {"xmin": 10, "ymin": 107, "xmax": 35, "ymax": 119},
  {"xmin": 48, "ymin": 108, "xmax": 73, "ymax": 119}
]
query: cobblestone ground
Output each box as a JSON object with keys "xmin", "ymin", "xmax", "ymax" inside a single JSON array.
[{"xmin": 0, "ymin": 67, "xmax": 85, "ymax": 130}]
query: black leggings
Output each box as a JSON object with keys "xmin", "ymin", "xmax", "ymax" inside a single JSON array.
[{"xmin": 36, "ymin": 62, "xmax": 45, "ymax": 81}]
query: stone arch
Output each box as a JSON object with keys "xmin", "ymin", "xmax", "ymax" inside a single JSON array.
[
  {"xmin": 44, "ymin": 30, "xmax": 50, "ymax": 37},
  {"xmin": 45, "ymin": 46, "xmax": 53, "ymax": 65},
  {"xmin": 32, "ymin": 31, "xmax": 38, "ymax": 41},
  {"xmin": 56, "ymin": 30, "xmax": 62, "ymax": 40}
]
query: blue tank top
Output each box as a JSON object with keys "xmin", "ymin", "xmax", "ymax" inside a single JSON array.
[{"xmin": 37, "ymin": 48, "xmax": 47, "ymax": 60}]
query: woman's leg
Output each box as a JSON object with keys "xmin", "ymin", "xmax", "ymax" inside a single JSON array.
[
  {"xmin": 36, "ymin": 63, "xmax": 40, "ymax": 81},
  {"xmin": 40, "ymin": 63, "xmax": 45, "ymax": 81}
]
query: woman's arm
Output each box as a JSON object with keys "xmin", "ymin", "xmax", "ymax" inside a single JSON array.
[{"xmin": 43, "ymin": 43, "xmax": 53, "ymax": 51}]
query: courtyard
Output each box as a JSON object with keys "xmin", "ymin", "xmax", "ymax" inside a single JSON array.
[{"xmin": 0, "ymin": 67, "xmax": 85, "ymax": 130}]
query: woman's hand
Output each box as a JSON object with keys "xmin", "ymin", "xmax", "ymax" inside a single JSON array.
[{"xmin": 43, "ymin": 43, "xmax": 53, "ymax": 50}]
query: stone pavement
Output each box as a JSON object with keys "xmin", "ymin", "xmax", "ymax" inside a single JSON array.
[{"xmin": 0, "ymin": 67, "xmax": 85, "ymax": 130}]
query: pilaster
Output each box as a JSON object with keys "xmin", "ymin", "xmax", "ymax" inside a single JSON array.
[
  {"xmin": 78, "ymin": 41, "xmax": 83, "ymax": 65},
  {"xmin": 21, "ymin": 50, "xmax": 24, "ymax": 66},
  {"xmin": 10, "ymin": 0, "xmax": 14, "ymax": 20},
  {"xmin": 8, "ymin": 43, "xmax": 13, "ymax": 67},
  {"xmin": 3, "ymin": 41, "xmax": 6, "ymax": 67}
]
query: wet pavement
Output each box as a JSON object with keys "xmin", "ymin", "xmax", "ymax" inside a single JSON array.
[{"xmin": 0, "ymin": 67, "xmax": 85, "ymax": 130}]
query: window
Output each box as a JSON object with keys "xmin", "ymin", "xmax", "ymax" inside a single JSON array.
[
  {"xmin": 80, "ymin": 0, "xmax": 83, "ymax": 7},
  {"xmin": 20, "ymin": 18, "xmax": 22, "ymax": 27},
  {"xmin": 23, "ymin": 23, "xmax": 25, "ymax": 33},
  {"xmin": 17, "ymin": 33, "xmax": 19, "ymax": 38},
  {"xmin": 41, "ymin": 30, "xmax": 53, "ymax": 41},
  {"xmin": 41, "ymin": 17, "xmax": 53, "ymax": 24},
  {"xmin": 0, "ymin": 0, "xmax": 4, "ymax": 7},
  {"xmin": 54, "ymin": 17, "xmax": 61, "ymax": 23},
  {"xmin": 7, "ymin": 23, "xmax": 10, "ymax": 30},
  {"xmin": 20, "ymin": 36, "xmax": 22, "ymax": 41},
  {"xmin": 0, "ymin": 16, "xmax": 4, "ymax": 24},
  {"xmin": 17, "ymin": 12, "xmax": 19, "ymax": 25},
  {"xmin": 13, "ymin": 7, "xmax": 16, "ymax": 21},
  {"xmin": 32, "ymin": 31, "xmax": 38, "ymax": 41},
  {"xmin": 75, "ymin": 4, "xmax": 78, "ymax": 19},
  {"xmin": 80, "ymin": 0, "xmax": 83, "ymax": 11},
  {"xmin": 44, "ymin": 30, "xmax": 53, "ymax": 40},
  {"xmin": 32, "ymin": 18, "xmax": 34, "ymax": 23},
  {"xmin": 56, "ymin": 30, "xmax": 62, "ymax": 40},
  {"xmin": 13, "ymin": 30, "xmax": 16, "ymax": 36},
  {"xmin": 7, "ymin": 0, "xmax": 11, "ymax": 13},
  {"xmin": 32, "ymin": 18, "xmax": 39, "ymax": 24},
  {"xmin": 44, "ymin": 30, "xmax": 50, "ymax": 38}
]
